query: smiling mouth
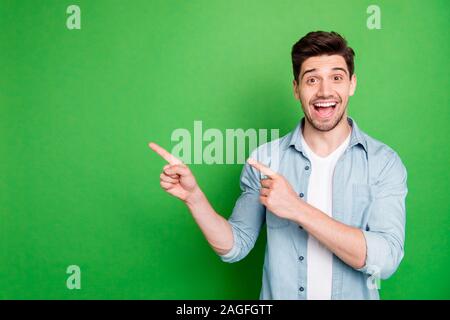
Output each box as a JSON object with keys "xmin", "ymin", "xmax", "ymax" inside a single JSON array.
[{"xmin": 312, "ymin": 101, "xmax": 338, "ymax": 118}]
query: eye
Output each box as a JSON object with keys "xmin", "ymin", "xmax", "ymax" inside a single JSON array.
[
  {"xmin": 333, "ymin": 75, "xmax": 344, "ymax": 81},
  {"xmin": 306, "ymin": 77, "xmax": 318, "ymax": 85}
]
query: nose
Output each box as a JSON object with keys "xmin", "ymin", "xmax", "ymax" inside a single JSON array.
[{"xmin": 317, "ymin": 79, "xmax": 333, "ymax": 98}]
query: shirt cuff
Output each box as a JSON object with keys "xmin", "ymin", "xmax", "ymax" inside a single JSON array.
[
  {"xmin": 218, "ymin": 225, "xmax": 240, "ymax": 263},
  {"xmin": 356, "ymin": 229, "xmax": 384, "ymax": 275}
]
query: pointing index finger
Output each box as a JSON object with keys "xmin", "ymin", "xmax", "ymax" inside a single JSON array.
[
  {"xmin": 247, "ymin": 158, "xmax": 277, "ymax": 178},
  {"xmin": 148, "ymin": 142, "xmax": 183, "ymax": 165}
]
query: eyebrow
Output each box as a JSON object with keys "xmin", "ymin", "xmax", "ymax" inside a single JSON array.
[
  {"xmin": 332, "ymin": 67, "xmax": 348, "ymax": 75},
  {"xmin": 301, "ymin": 68, "xmax": 316, "ymax": 79},
  {"xmin": 300, "ymin": 67, "xmax": 349, "ymax": 79}
]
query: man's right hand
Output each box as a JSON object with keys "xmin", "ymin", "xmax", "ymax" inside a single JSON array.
[
  {"xmin": 149, "ymin": 142, "xmax": 234, "ymax": 257},
  {"xmin": 148, "ymin": 142, "xmax": 201, "ymax": 203}
]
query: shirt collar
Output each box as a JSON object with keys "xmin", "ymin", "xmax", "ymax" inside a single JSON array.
[{"xmin": 288, "ymin": 116, "xmax": 368, "ymax": 154}]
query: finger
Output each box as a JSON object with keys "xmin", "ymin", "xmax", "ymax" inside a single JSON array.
[
  {"xmin": 260, "ymin": 188, "xmax": 270, "ymax": 197},
  {"xmin": 163, "ymin": 173, "xmax": 179, "ymax": 179},
  {"xmin": 247, "ymin": 158, "xmax": 277, "ymax": 178},
  {"xmin": 163, "ymin": 165, "xmax": 179, "ymax": 178},
  {"xmin": 164, "ymin": 164, "xmax": 191, "ymax": 177},
  {"xmin": 149, "ymin": 142, "xmax": 183, "ymax": 165},
  {"xmin": 160, "ymin": 181, "xmax": 173, "ymax": 190},
  {"xmin": 160, "ymin": 173, "xmax": 179, "ymax": 184},
  {"xmin": 259, "ymin": 196, "xmax": 267, "ymax": 206},
  {"xmin": 260, "ymin": 178, "xmax": 273, "ymax": 189}
]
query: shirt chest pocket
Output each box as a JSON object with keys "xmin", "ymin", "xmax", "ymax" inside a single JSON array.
[
  {"xmin": 351, "ymin": 183, "xmax": 373, "ymax": 229},
  {"xmin": 266, "ymin": 209, "xmax": 290, "ymax": 229}
]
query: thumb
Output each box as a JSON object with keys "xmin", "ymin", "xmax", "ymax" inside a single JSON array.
[{"xmin": 164, "ymin": 164, "xmax": 191, "ymax": 177}]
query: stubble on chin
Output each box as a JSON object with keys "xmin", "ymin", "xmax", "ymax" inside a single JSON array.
[{"xmin": 303, "ymin": 105, "xmax": 347, "ymax": 132}]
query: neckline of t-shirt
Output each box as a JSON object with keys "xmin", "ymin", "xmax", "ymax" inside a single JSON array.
[{"xmin": 301, "ymin": 131, "xmax": 351, "ymax": 162}]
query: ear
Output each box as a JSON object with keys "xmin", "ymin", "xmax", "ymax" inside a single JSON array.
[
  {"xmin": 349, "ymin": 74, "xmax": 357, "ymax": 96},
  {"xmin": 293, "ymin": 79, "xmax": 300, "ymax": 100}
]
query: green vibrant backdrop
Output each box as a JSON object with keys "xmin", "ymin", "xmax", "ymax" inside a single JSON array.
[{"xmin": 1, "ymin": 0, "xmax": 449, "ymax": 299}]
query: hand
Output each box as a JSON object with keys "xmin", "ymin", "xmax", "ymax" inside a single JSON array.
[
  {"xmin": 247, "ymin": 158, "xmax": 303, "ymax": 221},
  {"xmin": 149, "ymin": 142, "xmax": 201, "ymax": 203}
]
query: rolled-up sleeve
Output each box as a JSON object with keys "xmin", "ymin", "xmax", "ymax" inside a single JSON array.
[
  {"xmin": 357, "ymin": 151, "xmax": 408, "ymax": 280},
  {"xmin": 218, "ymin": 159, "xmax": 266, "ymax": 263}
]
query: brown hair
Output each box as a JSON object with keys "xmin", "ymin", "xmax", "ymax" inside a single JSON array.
[{"xmin": 291, "ymin": 31, "xmax": 355, "ymax": 81}]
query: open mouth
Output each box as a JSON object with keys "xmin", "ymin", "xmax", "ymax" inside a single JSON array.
[{"xmin": 312, "ymin": 101, "xmax": 338, "ymax": 119}]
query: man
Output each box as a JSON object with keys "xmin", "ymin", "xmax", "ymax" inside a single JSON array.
[{"xmin": 149, "ymin": 31, "xmax": 408, "ymax": 300}]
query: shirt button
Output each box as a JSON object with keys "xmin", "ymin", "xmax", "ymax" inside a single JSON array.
[
  {"xmin": 305, "ymin": 165, "xmax": 310, "ymax": 170},
  {"xmin": 299, "ymin": 287, "xmax": 304, "ymax": 292},
  {"xmin": 299, "ymin": 193, "xmax": 304, "ymax": 198},
  {"xmin": 299, "ymin": 256, "xmax": 304, "ymax": 261}
]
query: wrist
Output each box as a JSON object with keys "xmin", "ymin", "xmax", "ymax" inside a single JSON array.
[
  {"xmin": 185, "ymin": 187, "xmax": 206, "ymax": 208},
  {"xmin": 289, "ymin": 198, "xmax": 307, "ymax": 224}
]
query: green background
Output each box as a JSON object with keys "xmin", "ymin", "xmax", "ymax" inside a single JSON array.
[{"xmin": 1, "ymin": 0, "xmax": 449, "ymax": 299}]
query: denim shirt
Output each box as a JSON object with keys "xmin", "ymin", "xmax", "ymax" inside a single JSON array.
[{"xmin": 218, "ymin": 117, "xmax": 408, "ymax": 300}]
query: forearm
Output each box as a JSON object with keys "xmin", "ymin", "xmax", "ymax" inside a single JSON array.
[
  {"xmin": 293, "ymin": 201, "xmax": 366, "ymax": 269},
  {"xmin": 185, "ymin": 189, "xmax": 234, "ymax": 256}
]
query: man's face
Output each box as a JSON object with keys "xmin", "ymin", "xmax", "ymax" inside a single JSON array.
[{"xmin": 293, "ymin": 54, "xmax": 357, "ymax": 132}]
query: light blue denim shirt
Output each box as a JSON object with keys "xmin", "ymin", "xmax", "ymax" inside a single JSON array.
[{"xmin": 219, "ymin": 117, "xmax": 408, "ymax": 300}]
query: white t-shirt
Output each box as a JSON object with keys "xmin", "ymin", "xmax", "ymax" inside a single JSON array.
[{"xmin": 301, "ymin": 132, "xmax": 351, "ymax": 300}]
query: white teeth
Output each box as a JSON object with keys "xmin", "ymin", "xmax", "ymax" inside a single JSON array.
[{"xmin": 314, "ymin": 102, "xmax": 337, "ymax": 107}]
